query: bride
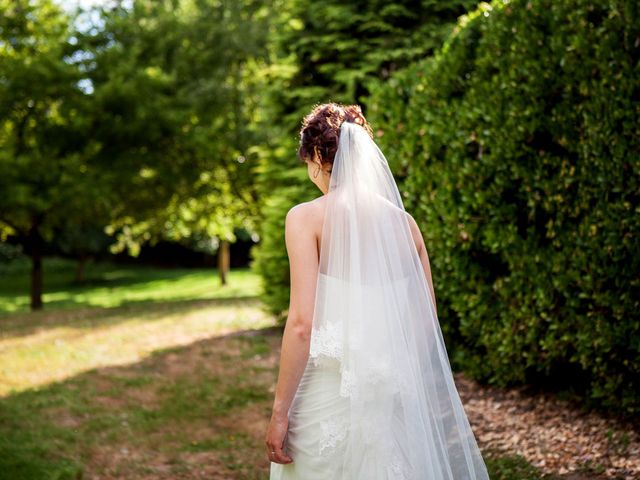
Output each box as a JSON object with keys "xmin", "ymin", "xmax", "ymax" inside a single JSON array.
[{"xmin": 265, "ymin": 103, "xmax": 489, "ymax": 479}]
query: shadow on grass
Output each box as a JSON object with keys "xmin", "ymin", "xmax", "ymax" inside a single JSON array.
[
  {"xmin": 0, "ymin": 318, "xmax": 563, "ymax": 480},
  {"xmin": 0, "ymin": 262, "xmax": 205, "ymax": 296},
  {"xmin": 0, "ymin": 325, "xmax": 283, "ymax": 480}
]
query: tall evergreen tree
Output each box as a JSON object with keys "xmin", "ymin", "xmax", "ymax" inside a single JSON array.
[{"xmin": 252, "ymin": 0, "xmax": 477, "ymax": 316}]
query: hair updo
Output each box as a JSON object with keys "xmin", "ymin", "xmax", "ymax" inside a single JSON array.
[{"xmin": 298, "ymin": 103, "xmax": 374, "ymax": 167}]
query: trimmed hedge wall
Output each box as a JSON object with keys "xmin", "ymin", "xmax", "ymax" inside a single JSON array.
[{"xmin": 369, "ymin": 0, "xmax": 640, "ymax": 413}]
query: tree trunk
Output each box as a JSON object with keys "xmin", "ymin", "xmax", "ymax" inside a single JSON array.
[
  {"xmin": 75, "ymin": 254, "xmax": 88, "ymax": 283},
  {"xmin": 218, "ymin": 239, "xmax": 230, "ymax": 285},
  {"xmin": 28, "ymin": 225, "xmax": 44, "ymax": 311}
]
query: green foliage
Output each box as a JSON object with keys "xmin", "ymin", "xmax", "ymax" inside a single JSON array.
[
  {"xmin": 79, "ymin": 0, "xmax": 269, "ymax": 251},
  {"xmin": 253, "ymin": 0, "xmax": 477, "ymax": 318},
  {"xmin": 272, "ymin": 0, "xmax": 477, "ymax": 120},
  {"xmin": 371, "ymin": 0, "xmax": 640, "ymax": 413},
  {"xmin": 251, "ymin": 184, "xmax": 307, "ymax": 319},
  {"xmin": 0, "ymin": 243, "xmax": 26, "ymax": 265},
  {"xmin": 0, "ymin": 0, "xmax": 270, "ymax": 308},
  {"xmin": 0, "ymin": 0, "xmax": 104, "ymax": 239}
]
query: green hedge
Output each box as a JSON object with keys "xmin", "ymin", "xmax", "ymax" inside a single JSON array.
[
  {"xmin": 369, "ymin": 0, "xmax": 640, "ymax": 413},
  {"xmin": 249, "ymin": 133, "xmax": 313, "ymax": 320},
  {"xmin": 251, "ymin": 183, "xmax": 308, "ymax": 320}
]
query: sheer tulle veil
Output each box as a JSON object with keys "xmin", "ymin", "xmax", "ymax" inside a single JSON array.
[{"xmin": 307, "ymin": 121, "xmax": 490, "ymax": 479}]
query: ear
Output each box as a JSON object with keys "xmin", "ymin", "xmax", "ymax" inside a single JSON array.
[{"xmin": 313, "ymin": 147, "xmax": 323, "ymax": 166}]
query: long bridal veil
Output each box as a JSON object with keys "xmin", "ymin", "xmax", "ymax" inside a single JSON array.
[{"xmin": 307, "ymin": 121, "xmax": 490, "ymax": 479}]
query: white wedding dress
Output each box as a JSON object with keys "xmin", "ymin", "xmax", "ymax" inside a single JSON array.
[
  {"xmin": 270, "ymin": 122, "xmax": 489, "ymax": 479},
  {"xmin": 270, "ymin": 273, "xmax": 416, "ymax": 479}
]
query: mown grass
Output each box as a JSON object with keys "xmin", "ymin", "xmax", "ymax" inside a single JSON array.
[
  {"xmin": 0, "ymin": 257, "xmax": 266, "ymax": 396},
  {"xmin": 0, "ymin": 259, "xmax": 548, "ymax": 479},
  {"xmin": 0, "ymin": 328, "xmax": 282, "ymax": 479},
  {"xmin": 0, "ymin": 256, "xmax": 259, "ymax": 314},
  {"xmin": 1, "ymin": 328, "xmax": 544, "ymax": 480}
]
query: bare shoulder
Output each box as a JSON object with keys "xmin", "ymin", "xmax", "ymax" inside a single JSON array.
[
  {"xmin": 285, "ymin": 198, "xmax": 324, "ymax": 230},
  {"xmin": 404, "ymin": 210, "xmax": 419, "ymax": 233},
  {"xmin": 284, "ymin": 199, "xmax": 323, "ymax": 260},
  {"xmin": 404, "ymin": 211, "xmax": 426, "ymax": 253}
]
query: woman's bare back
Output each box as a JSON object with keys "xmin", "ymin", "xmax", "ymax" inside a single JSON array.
[{"xmin": 297, "ymin": 195, "xmax": 423, "ymax": 263}]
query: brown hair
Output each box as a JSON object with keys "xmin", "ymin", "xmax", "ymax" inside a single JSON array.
[{"xmin": 298, "ymin": 103, "xmax": 374, "ymax": 166}]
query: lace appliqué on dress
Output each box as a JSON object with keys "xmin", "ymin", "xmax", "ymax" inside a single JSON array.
[
  {"xmin": 338, "ymin": 367, "xmax": 355, "ymax": 397},
  {"xmin": 388, "ymin": 453, "xmax": 412, "ymax": 480},
  {"xmin": 318, "ymin": 417, "xmax": 412, "ymax": 480},
  {"xmin": 339, "ymin": 357, "xmax": 396, "ymax": 398},
  {"xmin": 309, "ymin": 321, "xmax": 342, "ymax": 366},
  {"xmin": 310, "ymin": 321, "xmax": 409, "ymax": 398},
  {"xmin": 318, "ymin": 418, "xmax": 348, "ymax": 456}
]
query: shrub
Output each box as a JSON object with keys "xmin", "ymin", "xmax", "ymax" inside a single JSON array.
[{"xmin": 369, "ymin": 0, "xmax": 640, "ymax": 413}]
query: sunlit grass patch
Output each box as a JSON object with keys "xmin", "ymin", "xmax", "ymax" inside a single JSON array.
[
  {"xmin": 0, "ymin": 257, "xmax": 260, "ymax": 314},
  {"xmin": 0, "ymin": 296, "xmax": 275, "ymax": 396}
]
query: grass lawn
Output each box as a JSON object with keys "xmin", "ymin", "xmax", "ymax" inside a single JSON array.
[
  {"xmin": 0, "ymin": 256, "xmax": 259, "ymax": 314},
  {"xmin": 0, "ymin": 259, "xmax": 547, "ymax": 479}
]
